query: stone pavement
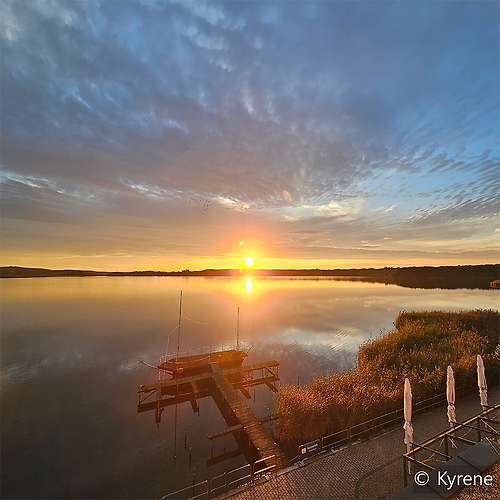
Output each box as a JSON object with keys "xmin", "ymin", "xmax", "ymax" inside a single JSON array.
[
  {"xmin": 453, "ymin": 461, "xmax": 500, "ymax": 500},
  {"xmin": 218, "ymin": 389, "xmax": 500, "ymax": 500}
]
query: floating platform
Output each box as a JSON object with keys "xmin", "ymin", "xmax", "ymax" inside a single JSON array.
[{"xmin": 138, "ymin": 349, "xmax": 289, "ymax": 469}]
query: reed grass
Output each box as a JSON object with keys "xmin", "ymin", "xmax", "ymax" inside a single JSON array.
[{"xmin": 275, "ymin": 309, "xmax": 499, "ymax": 445}]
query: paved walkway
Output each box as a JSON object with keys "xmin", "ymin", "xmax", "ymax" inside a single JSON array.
[
  {"xmin": 453, "ymin": 461, "xmax": 500, "ymax": 500},
  {"xmin": 218, "ymin": 388, "xmax": 500, "ymax": 500}
]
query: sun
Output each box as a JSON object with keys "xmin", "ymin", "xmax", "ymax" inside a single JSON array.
[{"xmin": 243, "ymin": 256, "xmax": 254, "ymax": 268}]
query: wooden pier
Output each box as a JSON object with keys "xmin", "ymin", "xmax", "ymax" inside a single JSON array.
[
  {"xmin": 138, "ymin": 350, "xmax": 289, "ymax": 470},
  {"xmin": 210, "ymin": 363, "xmax": 288, "ymax": 469}
]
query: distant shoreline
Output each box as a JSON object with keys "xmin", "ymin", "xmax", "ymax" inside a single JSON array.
[{"xmin": 1, "ymin": 264, "xmax": 499, "ymax": 290}]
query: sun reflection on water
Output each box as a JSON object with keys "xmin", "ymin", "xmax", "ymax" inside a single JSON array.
[{"xmin": 245, "ymin": 277, "xmax": 253, "ymax": 293}]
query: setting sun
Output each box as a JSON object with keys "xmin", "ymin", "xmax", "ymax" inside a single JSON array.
[{"xmin": 244, "ymin": 257, "xmax": 254, "ymax": 268}]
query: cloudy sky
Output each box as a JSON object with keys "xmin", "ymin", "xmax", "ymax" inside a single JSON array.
[{"xmin": 1, "ymin": 0, "xmax": 499, "ymax": 271}]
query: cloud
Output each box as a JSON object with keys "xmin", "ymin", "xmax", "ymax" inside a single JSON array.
[{"xmin": 1, "ymin": 1, "xmax": 498, "ymax": 268}]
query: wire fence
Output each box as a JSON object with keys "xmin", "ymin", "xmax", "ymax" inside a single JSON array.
[{"xmin": 158, "ymin": 455, "xmax": 276, "ymax": 500}]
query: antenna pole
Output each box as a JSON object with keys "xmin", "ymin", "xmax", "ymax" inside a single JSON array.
[
  {"xmin": 237, "ymin": 307, "xmax": 240, "ymax": 353},
  {"xmin": 177, "ymin": 291, "xmax": 182, "ymax": 362}
]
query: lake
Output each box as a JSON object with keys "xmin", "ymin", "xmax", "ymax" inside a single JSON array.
[{"xmin": 1, "ymin": 277, "xmax": 498, "ymax": 498}]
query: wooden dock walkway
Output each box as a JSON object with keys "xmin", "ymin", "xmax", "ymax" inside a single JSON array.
[
  {"xmin": 138, "ymin": 351, "xmax": 289, "ymax": 471},
  {"xmin": 210, "ymin": 363, "xmax": 289, "ymax": 470}
]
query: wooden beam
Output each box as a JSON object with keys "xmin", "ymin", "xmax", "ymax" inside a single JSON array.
[
  {"xmin": 260, "ymin": 413, "xmax": 282, "ymax": 424},
  {"xmin": 208, "ymin": 413, "xmax": 282, "ymax": 440},
  {"xmin": 265, "ymin": 381, "xmax": 278, "ymax": 393},
  {"xmin": 189, "ymin": 382, "xmax": 199, "ymax": 412},
  {"xmin": 138, "ymin": 389, "xmax": 211, "ymax": 413},
  {"xmin": 235, "ymin": 375, "xmax": 279, "ymax": 389},
  {"xmin": 139, "ymin": 367, "xmax": 241, "ymax": 392},
  {"xmin": 190, "ymin": 397, "xmax": 199, "ymax": 413},
  {"xmin": 243, "ymin": 361, "xmax": 279, "ymax": 372},
  {"xmin": 239, "ymin": 386, "xmax": 252, "ymax": 399},
  {"xmin": 208, "ymin": 424, "xmax": 245, "ymax": 440}
]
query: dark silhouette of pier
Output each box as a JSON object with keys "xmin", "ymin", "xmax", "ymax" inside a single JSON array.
[{"xmin": 137, "ymin": 351, "xmax": 289, "ymax": 470}]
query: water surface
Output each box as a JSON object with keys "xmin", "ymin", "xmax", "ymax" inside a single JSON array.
[{"xmin": 1, "ymin": 277, "xmax": 498, "ymax": 498}]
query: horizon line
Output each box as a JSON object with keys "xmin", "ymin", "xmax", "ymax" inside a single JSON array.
[{"xmin": 2, "ymin": 263, "xmax": 499, "ymax": 273}]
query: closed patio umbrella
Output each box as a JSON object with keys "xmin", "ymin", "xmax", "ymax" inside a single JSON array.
[
  {"xmin": 403, "ymin": 378, "xmax": 413, "ymax": 455},
  {"xmin": 447, "ymin": 365, "xmax": 456, "ymax": 426},
  {"xmin": 477, "ymin": 354, "xmax": 488, "ymax": 410}
]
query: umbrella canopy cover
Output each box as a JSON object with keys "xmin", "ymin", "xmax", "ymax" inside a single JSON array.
[
  {"xmin": 477, "ymin": 354, "xmax": 488, "ymax": 407},
  {"xmin": 447, "ymin": 365, "xmax": 456, "ymax": 424},
  {"xmin": 403, "ymin": 378, "xmax": 414, "ymax": 445}
]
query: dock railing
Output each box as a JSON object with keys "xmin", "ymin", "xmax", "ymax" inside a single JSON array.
[{"xmin": 163, "ymin": 345, "xmax": 234, "ymax": 361}]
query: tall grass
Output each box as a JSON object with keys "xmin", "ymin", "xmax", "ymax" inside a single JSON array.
[{"xmin": 275, "ymin": 310, "xmax": 499, "ymax": 445}]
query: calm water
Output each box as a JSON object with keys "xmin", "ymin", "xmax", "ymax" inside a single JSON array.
[{"xmin": 1, "ymin": 277, "xmax": 498, "ymax": 498}]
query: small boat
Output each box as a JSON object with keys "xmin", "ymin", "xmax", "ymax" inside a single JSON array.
[
  {"xmin": 159, "ymin": 349, "xmax": 247, "ymax": 378},
  {"xmin": 156, "ymin": 291, "xmax": 246, "ymax": 379},
  {"xmin": 491, "ymin": 279, "xmax": 500, "ymax": 289}
]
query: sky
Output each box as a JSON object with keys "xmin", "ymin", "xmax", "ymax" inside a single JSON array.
[{"xmin": 1, "ymin": 0, "xmax": 499, "ymax": 271}]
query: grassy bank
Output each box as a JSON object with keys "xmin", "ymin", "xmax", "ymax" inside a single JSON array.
[{"xmin": 275, "ymin": 310, "xmax": 499, "ymax": 445}]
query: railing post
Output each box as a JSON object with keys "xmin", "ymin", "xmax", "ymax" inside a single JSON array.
[
  {"xmin": 477, "ymin": 418, "xmax": 481, "ymax": 441},
  {"xmin": 403, "ymin": 456, "xmax": 408, "ymax": 487},
  {"xmin": 444, "ymin": 434, "xmax": 448, "ymax": 457}
]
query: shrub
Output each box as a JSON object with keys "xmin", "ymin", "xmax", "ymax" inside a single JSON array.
[{"xmin": 275, "ymin": 310, "xmax": 499, "ymax": 445}]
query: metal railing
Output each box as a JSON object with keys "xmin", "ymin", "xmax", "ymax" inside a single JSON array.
[
  {"xmin": 158, "ymin": 455, "xmax": 276, "ymax": 500},
  {"xmin": 163, "ymin": 345, "xmax": 233, "ymax": 361},
  {"xmin": 353, "ymin": 393, "xmax": 499, "ymax": 499},
  {"xmin": 402, "ymin": 402, "xmax": 500, "ymax": 486},
  {"xmin": 320, "ymin": 389, "xmax": 471, "ymax": 453}
]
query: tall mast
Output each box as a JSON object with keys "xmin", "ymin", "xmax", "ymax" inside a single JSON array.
[
  {"xmin": 176, "ymin": 291, "xmax": 182, "ymax": 362},
  {"xmin": 236, "ymin": 307, "xmax": 240, "ymax": 353}
]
